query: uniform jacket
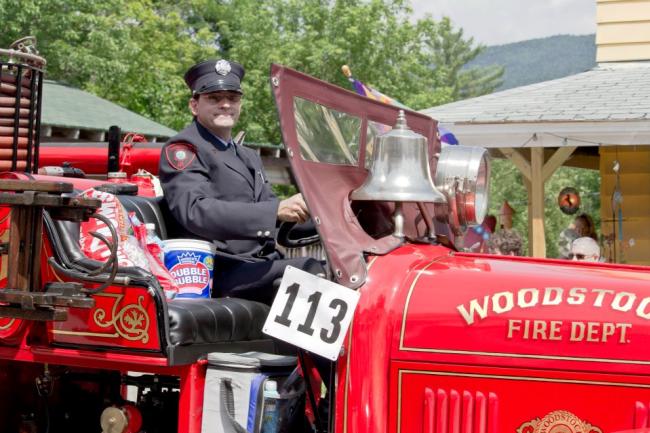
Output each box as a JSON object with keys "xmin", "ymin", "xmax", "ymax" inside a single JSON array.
[{"xmin": 159, "ymin": 120, "xmax": 280, "ymax": 262}]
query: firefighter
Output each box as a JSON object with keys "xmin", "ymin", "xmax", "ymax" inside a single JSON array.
[{"xmin": 159, "ymin": 59, "xmax": 324, "ymax": 304}]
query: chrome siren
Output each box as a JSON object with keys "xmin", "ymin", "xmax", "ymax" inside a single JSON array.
[{"xmin": 434, "ymin": 145, "xmax": 490, "ymax": 228}]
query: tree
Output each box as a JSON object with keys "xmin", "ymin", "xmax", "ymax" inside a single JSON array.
[
  {"xmin": 422, "ymin": 17, "xmax": 503, "ymax": 100},
  {"xmin": 0, "ymin": 0, "xmax": 217, "ymax": 130},
  {"xmin": 189, "ymin": 0, "xmax": 503, "ymax": 142},
  {"xmin": 488, "ymin": 158, "xmax": 530, "ymax": 253},
  {"xmin": 1, "ymin": 0, "xmax": 501, "ymax": 141},
  {"xmin": 488, "ymin": 158, "xmax": 601, "ymax": 258}
]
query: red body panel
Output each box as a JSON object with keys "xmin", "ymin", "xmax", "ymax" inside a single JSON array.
[
  {"xmin": 39, "ymin": 144, "xmax": 162, "ymax": 175},
  {"xmin": 337, "ymin": 245, "xmax": 650, "ymax": 433},
  {"xmin": 48, "ymin": 286, "xmax": 161, "ymax": 351},
  {"xmin": 400, "ymin": 252, "xmax": 650, "ymax": 374}
]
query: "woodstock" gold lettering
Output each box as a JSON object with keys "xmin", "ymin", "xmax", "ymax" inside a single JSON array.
[{"xmin": 457, "ymin": 287, "xmax": 650, "ymax": 325}]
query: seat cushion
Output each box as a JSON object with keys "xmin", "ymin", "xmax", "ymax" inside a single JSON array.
[{"xmin": 167, "ymin": 297, "xmax": 269, "ymax": 346}]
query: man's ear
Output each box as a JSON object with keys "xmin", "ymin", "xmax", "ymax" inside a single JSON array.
[{"xmin": 189, "ymin": 97, "xmax": 199, "ymax": 116}]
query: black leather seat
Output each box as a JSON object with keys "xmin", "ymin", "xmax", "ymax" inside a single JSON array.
[
  {"xmin": 42, "ymin": 195, "xmax": 274, "ymax": 365},
  {"xmin": 165, "ymin": 297, "xmax": 274, "ymax": 364},
  {"xmin": 118, "ymin": 195, "xmax": 170, "ymax": 239},
  {"xmin": 118, "ymin": 195, "xmax": 188, "ymax": 240},
  {"xmin": 168, "ymin": 297, "xmax": 268, "ymax": 345}
]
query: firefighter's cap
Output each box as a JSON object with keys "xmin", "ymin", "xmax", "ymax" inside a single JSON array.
[{"xmin": 184, "ymin": 59, "xmax": 245, "ymax": 95}]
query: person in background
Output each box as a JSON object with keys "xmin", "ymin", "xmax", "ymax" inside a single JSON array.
[
  {"xmin": 557, "ymin": 225, "xmax": 578, "ymax": 259},
  {"xmin": 570, "ymin": 237, "xmax": 601, "ymax": 262},
  {"xmin": 558, "ymin": 213, "xmax": 597, "ymax": 259},
  {"xmin": 487, "ymin": 229, "xmax": 523, "ymax": 256},
  {"xmin": 574, "ymin": 213, "xmax": 598, "ymax": 240},
  {"xmin": 488, "ymin": 200, "xmax": 524, "ymax": 255}
]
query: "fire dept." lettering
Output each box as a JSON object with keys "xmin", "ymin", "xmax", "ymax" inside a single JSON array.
[{"xmin": 506, "ymin": 319, "xmax": 631, "ymax": 343}]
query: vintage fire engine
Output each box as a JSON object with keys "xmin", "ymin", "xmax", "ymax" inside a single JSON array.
[{"xmin": 1, "ymin": 41, "xmax": 650, "ymax": 433}]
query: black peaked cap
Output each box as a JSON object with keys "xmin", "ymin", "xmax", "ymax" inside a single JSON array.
[{"xmin": 184, "ymin": 59, "xmax": 245, "ymax": 95}]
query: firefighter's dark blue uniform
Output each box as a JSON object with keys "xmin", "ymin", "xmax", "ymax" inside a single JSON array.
[{"xmin": 159, "ymin": 59, "xmax": 323, "ymax": 304}]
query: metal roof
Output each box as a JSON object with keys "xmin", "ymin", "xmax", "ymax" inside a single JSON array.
[
  {"xmin": 421, "ymin": 63, "xmax": 650, "ymax": 148},
  {"xmin": 41, "ymin": 80, "xmax": 177, "ymax": 139}
]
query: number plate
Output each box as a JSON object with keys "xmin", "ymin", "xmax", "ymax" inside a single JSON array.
[{"xmin": 263, "ymin": 266, "xmax": 360, "ymax": 361}]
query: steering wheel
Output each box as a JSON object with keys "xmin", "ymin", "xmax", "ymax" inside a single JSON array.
[{"xmin": 276, "ymin": 219, "xmax": 321, "ymax": 248}]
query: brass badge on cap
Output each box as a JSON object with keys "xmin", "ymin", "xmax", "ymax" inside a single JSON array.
[
  {"xmin": 215, "ymin": 59, "xmax": 231, "ymax": 76},
  {"xmin": 165, "ymin": 143, "xmax": 196, "ymax": 170},
  {"xmin": 517, "ymin": 410, "xmax": 602, "ymax": 433}
]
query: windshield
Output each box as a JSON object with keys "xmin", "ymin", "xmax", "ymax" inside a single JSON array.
[
  {"xmin": 272, "ymin": 64, "xmax": 440, "ymax": 288},
  {"xmin": 294, "ymin": 97, "xmax": 361, "ymax": 165}
]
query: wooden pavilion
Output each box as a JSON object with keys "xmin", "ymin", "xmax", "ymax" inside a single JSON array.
[{"xmin": 422, "ymin": 0, "xmax": 650, "ymax": 265}]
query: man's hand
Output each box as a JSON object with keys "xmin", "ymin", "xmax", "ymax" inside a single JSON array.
[{"xmin": 278, "ymin": 193, "xmax": 309, "ymax": 224}]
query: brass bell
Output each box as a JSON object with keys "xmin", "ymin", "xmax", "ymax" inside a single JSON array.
[
  {"xmin": 351, "ymin": 110, "xmax": 446, "ymax": 203},
  {"xmin": 351, "ymin": 110, "xmax": 446, "ymax": 237}
]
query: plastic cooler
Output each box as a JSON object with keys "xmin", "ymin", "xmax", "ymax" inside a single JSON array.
[{"xmin": 201, "ymin": 352, "xmax": 299, "ymax": 433}]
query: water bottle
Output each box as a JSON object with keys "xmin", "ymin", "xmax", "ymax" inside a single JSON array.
[
  {"xmin": 145, "ymin": 223, "xmax": 165, "ymax": 263},
  {"xmin": 261, "ymin": 380, "xmax": 280, "ymax": 433}
]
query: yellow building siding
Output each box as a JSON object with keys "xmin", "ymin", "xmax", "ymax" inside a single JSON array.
[
  {"xmin": 597, "ymin": 0, "xmax": 650, "ymax": 62},
  {"xmin": 597, "ymin": 43, "xmax": 650, "ymax": 62},
  {"xmin": 600, "ymin": 146, "xmax": 650, "ymax": 265},
  {"xmin": 598, "ymin": 21, "xmax": 650, "ymax": 44},
  {"xmin": 597, "ymin": 0, "xmax": 650, "ymax": 23}
]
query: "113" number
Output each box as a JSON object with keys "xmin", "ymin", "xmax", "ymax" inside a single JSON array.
[{"xmin": 274, "ymin": 283, "xmax": 348, "ymax": 344}]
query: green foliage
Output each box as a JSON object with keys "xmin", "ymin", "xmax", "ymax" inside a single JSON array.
[
  {"xmin": 468, "ymin": 34, "xmax": 596, "ymax": 92},
  {"xmin": 213, "ymin": 0, "xmax": 502, "ymax": 143},
  {"xmin": 544, "ymin": 166, "xmax": 600, "ymax": 258},
  {"xmin": 272, "ymin": 184, "xmax": 298, "ymax": 199},
  {"xmin": 487, "ymin": 158, "xmax": 529, "ymax": 253},
  {"xmin": 488, "ymin": 158, "xmax": 600, "ymax": 258},
  {"xmin": 425, "ymin": 17, "xmax": 503, "ymax": 99},
  {"xmin": 0, "ymin": 0, "xmax": 218, "ymax": 130},
  {"xmin": 1, "ymin": 0, "xmax": 503, "ymax": 142}
]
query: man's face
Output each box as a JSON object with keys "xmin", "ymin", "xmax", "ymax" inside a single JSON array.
[
  {"xmin": 570, "ymin": 241, "xmax": 600, "ymax": 262},
  {"xmin": 570, "ymin": 250, "xmax": 599, "ymax": 262},
  {"xmin": 189, "ymin": 91, "xmax": 242, "ymax": 135}
]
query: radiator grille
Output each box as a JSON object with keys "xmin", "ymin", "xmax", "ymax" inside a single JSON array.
[
  {"xmin": 422, "ymin": 387, "xmax": 499, "ymax": 433},
  {"xmin": 635, "ymin": 401, "xmax": 650, "ymax": 428}
]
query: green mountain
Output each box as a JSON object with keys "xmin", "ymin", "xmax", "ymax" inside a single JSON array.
[{"xmin": 469, "ymin": 34, "xmax": 596, "ymax": 91}]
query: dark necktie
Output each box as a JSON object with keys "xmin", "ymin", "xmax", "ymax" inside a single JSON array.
[
  {"xmin": 228, "ymin": 140, "xmax": 237, "ymax": 156},
  {"xmin": 232, "ymin": 143, "xmax": 257, "ymax": 182}
]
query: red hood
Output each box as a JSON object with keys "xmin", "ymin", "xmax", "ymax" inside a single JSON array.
[
  {"xmin": 387, "ymin": 248, "xmax": 650, "ymax": 373},
  {"xmin": 340, "ymin": 245, "xmax": 650, "ymax": 433}
]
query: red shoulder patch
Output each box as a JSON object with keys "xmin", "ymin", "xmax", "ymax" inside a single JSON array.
[{"xmin": 165, "ymin": 143, "xmax": 196, "ymax": 170}]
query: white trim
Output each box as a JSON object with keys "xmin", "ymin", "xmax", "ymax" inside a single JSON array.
[{"xmin": 440, "ymin": 120, "xmax": 650, "ymax": 148}]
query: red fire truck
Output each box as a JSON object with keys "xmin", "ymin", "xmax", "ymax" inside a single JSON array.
[{"xmin": 1, "ymin": 43, "xmax": 650, "ymax": 433}]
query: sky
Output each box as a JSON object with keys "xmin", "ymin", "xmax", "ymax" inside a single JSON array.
[{"xmin": 411, "ymin": 0, "xmax": 596, "ymax": 46}]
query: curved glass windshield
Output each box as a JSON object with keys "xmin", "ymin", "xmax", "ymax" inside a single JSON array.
[{"xmin": 294, "ymin": 97, "xmax": 361, "ymax": 165}]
